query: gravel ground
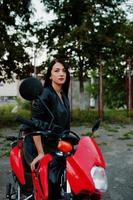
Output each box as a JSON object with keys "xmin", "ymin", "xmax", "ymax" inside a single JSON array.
[{"xmin": 0, "ymin": 124, "xmax": 133, "ymax": 200}]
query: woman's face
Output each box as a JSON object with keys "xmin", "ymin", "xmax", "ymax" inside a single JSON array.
[{"xmin": 50, "ymin": 62, "xmax": 67, "ymax": 86}]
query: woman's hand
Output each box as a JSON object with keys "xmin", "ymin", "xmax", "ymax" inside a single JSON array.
[{"xmin": 31, "ymin": 153, "xmax": 44, "ymax": 171}]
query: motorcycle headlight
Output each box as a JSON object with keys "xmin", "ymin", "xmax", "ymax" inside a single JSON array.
[{"xmin": 91, "ymin": 166, "xmax": 108, "ymax": 193}]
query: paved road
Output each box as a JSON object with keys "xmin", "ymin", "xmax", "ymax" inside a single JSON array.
[{"xmin": 0, "ymin": 124, "xmax": 133, "ymax": 200}]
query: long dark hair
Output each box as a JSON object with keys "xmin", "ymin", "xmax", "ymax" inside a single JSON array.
[{"xmin": 44, "ymin": 59, "xmax": 70, "ymax": 97}]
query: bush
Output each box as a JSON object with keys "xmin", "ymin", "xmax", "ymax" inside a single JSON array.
[
  {"xmin": 0, "ymin": 103, "xmax": 133, "ymax": 128},
  {"xmin": 71, "ymin": 108, "xmax": 99, "ymax": 126},
  {"xmin": 17, "ymin": 98, "xmax": 31, "ymax": 110},
  {"xmin": 0, "ymin": 103, "xmax": 30, "ymax": 128},
  {"xmin": 71, "ymin": 108, "xmax": 133, "ymax": 126},
  {"xmin": 104, "ymin": 109, "xmax": 133, "ymax": 124}
]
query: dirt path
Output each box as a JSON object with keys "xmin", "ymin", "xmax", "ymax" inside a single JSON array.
[{"xmin": 0, "ymin": 124, "xmax": 133, "ymax": 200}]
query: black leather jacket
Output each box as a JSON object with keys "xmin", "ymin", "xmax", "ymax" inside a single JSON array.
[{"xmin": 32, "ymin": 85, "xmax": 70, "ymax": 135}]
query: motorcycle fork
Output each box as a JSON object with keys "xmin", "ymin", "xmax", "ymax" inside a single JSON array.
[{"xmin": 60, "ymin": 169, "xmax": 72, "ymax": 199}]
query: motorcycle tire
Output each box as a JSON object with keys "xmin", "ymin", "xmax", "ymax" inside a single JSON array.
[
  {"xmin": 6, "ymin": 181, "xmax": 34, "ymax": 200},
  {"xmin": 6, "ymin": 183, "xmax": 12, "ymax": 200},
  {"xmin": 6, "ymin": 181, "xmax": 21, "ymax": 200}
]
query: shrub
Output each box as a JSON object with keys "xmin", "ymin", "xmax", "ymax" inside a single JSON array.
[
  {"xmin": 71, "ymin": 108, "xmax": 99, "ymax": 126},
  {"xmin": 71, "ymin": 108, "xmax": 133, "ymax": 126},
  {"xmin": 0, "ymin": 103, "xmax": 30, "ymax": 128},
  {"xmin": 103, "ymin": 109, "xmax": 133, "ymax": 124},
  {"xmin": 0, "ymin": 103, "xmax": 133, "ymax": 128},
  {"xmin": 16, "ymin": 98, "xmax": 31, "ymax": 110}
]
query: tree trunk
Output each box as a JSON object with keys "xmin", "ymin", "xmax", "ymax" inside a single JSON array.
[
  {"xmin": 98, "ymin": 63, "xmax": 104, "ymax": 119},
  {"xmin": 127, "ymin": 57, "xmax": 132, "ymax": 118},
  {"xmin": 78, "ymin": 60, "xmax": 84, "ymax": 93}
]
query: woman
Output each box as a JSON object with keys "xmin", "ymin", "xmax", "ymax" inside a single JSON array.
[{"xmin": 30, "ymin": 58, "xmax": 70, "ymax": 171}]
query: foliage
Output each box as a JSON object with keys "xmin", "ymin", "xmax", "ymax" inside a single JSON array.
[
  {"xmin": 71, "ymin": 108, "xmax": 133, "ymax": 126},
  {"xmin": 85, "ymin": 70, "xmax": 98, "ymax": 99},
  {"xmin": 104, "ymin": 72, "xmax": 126, "ymax": 108},
  {"xmin": 38, "ymin": 0, "xmax": 133, "ymax": 93},
  {"xmin": 85, "ymin": 64, "xmax": 126, "ymax": 108},
  {"xmin": 103, "ymin": 109, "xmax": 133, "ymax": 123},
  {"xmin": 71, "ymin": 108, "xmax": 98, "ymax": 125},
  {"xmin": 16, "ymin": 98, "xmax": 31, "ymax": 110},
  {"xmin": 0, "ymin": 0, "xmax": 133, "ymax": 113},
  {"xmin": 0, "ymin": 104, "xmax": 30, "ymax": 127},
  {"xmin": 0, "ymin": 103, "xmax": 133, "ymax": 128},
  {"xmin": 85, "ymin": 83, "xmax": 98, "ymax": 100},
  {"xmin": 0, "ymin": 0, "xmax": 41, "ymax": 81}
]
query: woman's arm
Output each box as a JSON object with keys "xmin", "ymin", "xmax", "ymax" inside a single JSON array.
[
  {"xmin": 30, "ymin": 88, "xmax": 50, "ymax": 170},
  {"xmin": 31, "ymin": 88, "xmax": 51, "ymax": 130},
  {"xmin": 30, "ymin": 136, "xmax": 44, "ymax": 171},
  {"xmin": 31, "ymin": 124, "xmax": 46, "ymax": 171},
  {"xmin": 33, "ymin": 136, "xmax": 44, "ymax": 155}
]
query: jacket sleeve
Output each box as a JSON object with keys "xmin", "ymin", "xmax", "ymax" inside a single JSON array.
[{"xmin": 31, "ymin": 88, "xmax": 50, "ymax": 131}]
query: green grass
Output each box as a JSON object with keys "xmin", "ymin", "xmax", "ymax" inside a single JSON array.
[
  {"xmin": 71, "ymin": 108, "xmax": 98, "ymax": 126},
  {"xmin": 102, "ymin": 124, "xmax": 119, "ymax": 132},
  {"xmin": 0, "ymin": 102, "xmax": 30, "ymax": 128},
  {"xmin": 0, "ymin": 137, "xmax": 11, "ymax": 158},
  {"xmin": 107, "ymin": 133, "xmax": 114, "ymax": 136},
  {"xmin": 118, "ymin": 131, "xmax": 133, "ymax": 140},
  {"xmin": 98, "ymin": 141, "xmax": 108, "ymax": 146},
  {"xmin": 1, "ymin": 104, "xmax": 133, "ymax": 128},
  {"xmin": 0, "ymin": 133, "xmax": 4, "ymax": 138},
  {"xmin": 82, "ymin": 131, "xmax": 100, "ymax": 138},
  {"xmin": 127, "ymin": 144, "xmax": 133, "ymax": 147},
  {"xmin": 103, "ymin": 109, "xmax": 133, "ymax": 124},
  {"xmin": 71, "ymin": 108, "xmax": 133, "ymax": 126}
]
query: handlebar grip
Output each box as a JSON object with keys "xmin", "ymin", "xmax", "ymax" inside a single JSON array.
[{"xmin": 16, "ymin": 115, "xmax": 35, "ymax": 127}]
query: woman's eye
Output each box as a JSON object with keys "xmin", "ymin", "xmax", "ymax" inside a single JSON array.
[
  {"xmin": 53, "ymin": 68, "xmax": 66, "ymax": 73},
  {"xmin": 54, "ymin": 69, "xmax": 59, "ymax": 72}
]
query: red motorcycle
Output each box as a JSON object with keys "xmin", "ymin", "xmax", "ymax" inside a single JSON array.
[{"xmin": 6, "ymin": 77, "xmax": 108, "ymax": 200}]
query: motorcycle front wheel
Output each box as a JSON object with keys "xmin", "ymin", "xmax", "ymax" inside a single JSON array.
[
  {"xmin": 6, "ymin": 181, "xmax": 22, "ymax": 200},
  {"xmin": 6, "ymin": 181, "xmax": 34, "ymax": 200}
]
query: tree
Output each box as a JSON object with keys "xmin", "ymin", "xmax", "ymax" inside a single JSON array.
[
  {"xmin": 38, "ymin": 0, "xmax": 129, "ymax": 93},
  {"xmin": 103, "ymin": 20, "xmax": 133, "ymax": 110},
  {"xmin": 0, "ymin": 0, "xmax": 38, "ymax": 81}
]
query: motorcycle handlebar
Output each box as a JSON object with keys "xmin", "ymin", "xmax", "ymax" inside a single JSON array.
[
  {"xmin": 15, "ymin": 115, "xmax": 64, "ymax": 137},
  {"xmin": 16, "ymin": 116, "xmax": 51, "ymax": 136},
  {"xmin": 16, "ymin": 115, "xmax": 35, "ymax": 127},
  {"xmin": 16, "ymin": 115, "xmax": 80, "ymax": 143}
]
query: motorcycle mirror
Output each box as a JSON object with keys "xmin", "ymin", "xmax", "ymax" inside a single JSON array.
[
  {"xmin": 19, "ymin": 77, "xmax": 43, "ymax": 101},
  {"xmin": 92, "ymin": 118, "xmax": 101, "ymax": 133}
]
